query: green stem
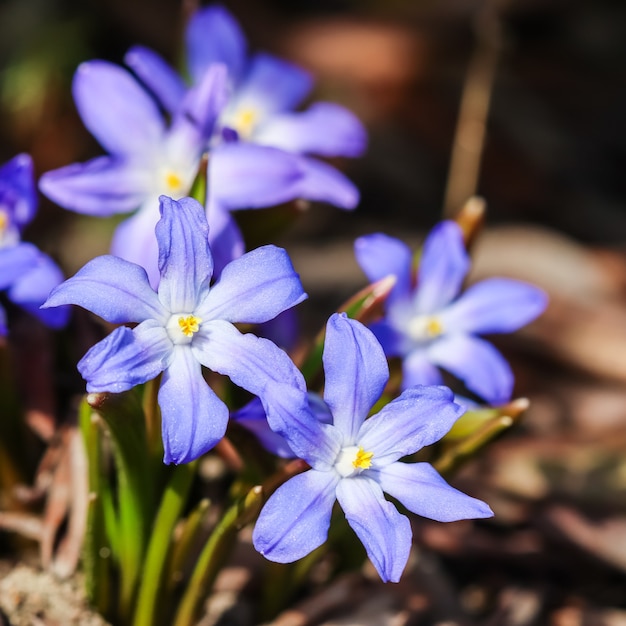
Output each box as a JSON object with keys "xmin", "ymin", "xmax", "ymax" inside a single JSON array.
[
  {"xmin": 78, "ymin": 396, "xmax": 112, "ymax": 618},
  {"xmin": 173, "ymin": 459, "xmax": 308, "ymax": 626},
  {"xmin": 132, "ymin": 461, "xmax": 197, "ymax": 626}
]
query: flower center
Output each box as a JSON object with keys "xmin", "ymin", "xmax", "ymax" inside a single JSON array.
[
  {"xmin": 408, "ymin": 314, "xmax": 444, "ymax": 342},
  {"xmin": 334, "ymin": 445, "xmax": 374, "ymax": 478},
  {"xmin": 166, "ymin": 314, "xmax": 202, "ymax": 345},
  {"xmin": 233, "ymin": 108, "xmax": 258, "ymax": 139},
  {"xmin": 164, "ymin": 171, "xmax": 185, "ymax": 194}
]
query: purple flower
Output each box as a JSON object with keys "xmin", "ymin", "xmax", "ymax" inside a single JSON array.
[
  {"xmin": 125, "ymin": 4, "xmax": 364, "ymax": 264},
  {"xmin": 0, "ymin": 154, "xmax": 68, "ymax": 334},
  {"xmin": 354, "ymin": 221, "xmax": 548, "ymax": 405},
  {"xmin": 39, "ymin": 61, "xmax": 228, "ymax": 285},
  {"xmin": 42, "ymin": 195, "xmax": 307, "ymax": 464},
  {"xmin": 126, "ymin": 5, "xmax": 366, "ymax": 160},
  {"xmin": 252, "ymin": 313, "xmax": 492, "ymax": 582}
]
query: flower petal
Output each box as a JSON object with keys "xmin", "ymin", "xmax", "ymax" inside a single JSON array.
[
  {"xmin": 260, "ymin": 382, "xmax": 340, "ymax": 470},
  {"xmin": 124, "ymin": 45, "xmax": 187, "ymax": 114},
  {"xmin": 254, "ymin": 102, "xmax": 367, "ymax": 157},
  {"xmin": 233, "ymin": 53, "xmax": 313, "ymax": 117},
  {"xmin": 231, "ymin": 397, "xmax": 295, "ymax": 458},
  {"xmin": 193, "ymin": 319, "xmax": 304, "ymax": 395},
  {"xmin": 401, "ymin": 349, "xmax": 444, "ymax": 388},
  {"xmin": 323, "ymin": 314, "xmax": 388, "ymax": 443},
  {"xmin": 198, "ymin": 244, "xmax": 307, "ymax": 323},
  {"xmin": 110, "ymin": 205, "xmax": 161, "ymax": 288},
  {"xmin": 72, "ymin": 60, "xmax": 165, "ymax": 156},
  {"xmin": 186, "ymin": 5, "xmax": 247, "ymax": 84},
  {"xmin": 428, "ymin": 334, "xmax": 514, "ymax": 405},
  {"xmin": 358, "ymin": 385, "xmax": 464, "ymax": 465},
  {"xmin": 414, "ymin": 221, "xmax": 469, "ymax": 314},
  {"xmin": 42, "ymin": 255, "xmax": 163, "ymax": 324},
  {"xmin": 354, "ymin": 233, "xmax": 413, "ymax": 303},
  {"xmin": 0, "ymin": 243, "xmax": 40, "ymax": 288},
  {"xmin": 441, "ymin": 277, "xmax": 548, "ymax": 335},
  {"xmin": 156, "ymin": 196, "xmax": 213, "ymax": 313},
  {"xmin": 253, "ymin": 469, "xmax": 339, "ymax": 563},
  {"xmin": 206, "ymin": 202, "xmax": 245, "ymax": 277},
  {"xmin": 0, "ymin": 153, "xmax": 37, "ymax": 228},
  {"xmin": 172, "ymin": 63, "xmax": 228, "ymax": 141},
  {"xmin": 78, "ymin": 321, "xmax": 171, "ymax": 393},
  {"xmin": 209, "ymin": 143, "xmax": 301, "ymax": 210},
  {"xmin": 39, "ymin": 156, "xmax": 152, "ymax": 217},
  {"xmin": 291, "ymin": 156, "xmax": 359, "ymax": 210},
  {"xmin": 336, "ymin": 476, "xmax": 411, "ymax": 583},
  {"xmin": 159, "ymin": 345, "xmax": 228, "ymax": 463},
  {"xmin": 368, "ymin": 320, "xmax": 407, "ymax": 358},
  {"xmin": 10, "ymin": 251, "xmax": 69, "ymax": 329},
  {"xmin": 375, "ymin": 462, "xmax": 493, "ymax": 522}
]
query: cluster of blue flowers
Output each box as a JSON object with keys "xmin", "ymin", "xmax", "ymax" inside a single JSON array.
[{"xmin": 2, "ymin": 4, "xmax": 548, "ymax": 583}]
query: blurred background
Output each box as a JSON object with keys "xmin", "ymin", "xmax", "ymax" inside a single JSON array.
[{"xmin": 2, "ymin": 0, "xmax": 626, "ymax": 624}]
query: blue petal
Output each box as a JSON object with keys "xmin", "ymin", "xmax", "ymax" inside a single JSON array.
[
  {"xmin": 209, "ymin": 143, "xmax": 302, "ymax": 210},
  {"xmin": 124, "ymin": 45, "xmax": 187, "ymax": 114},
  {"xmin": 206, "ymin": 202, "xmax": 245, "ymax": 278},
  {"xmin": 39, "ymin": 156, "xmax": 152, "ymax": 217},
  {"xmin": 291, "ymin": 156, "xmax": 359, "ymax": 210},
  {"xmin": 185, "ymin": 5, "xmax": 247, "ymax": 84},
  {"xmin": 10, "ymin": 251, "xmax": 69, "ymax": 329},
  {"xmin": 358, "ymin": 385, "xmax": 464, "ymax": 466},
  {"xmin": 0, "ymin": 153, "xmax": 37, "ymax": 229},
  {"xmin": 0, "ymin": 243, "xmax": 40, "ymax": 288},
  {"xmin": 79, "ymin": 321, "xmax": 171, "ymax": 393},
  {"xmin": 375, "ymin": 462, "xmax": 493, "ymax": 522},
  {"xmin": 368, "ymin": 320, "xmax": 407, "ymax": 358},
  {"xmin": 231, "ymin": 397, "xmax": 295, "ymax": 458},
  {"xmin": 414, "ymin": 221, "xmax": 469, "ymax": 314},
  {"xmin": 110, "ymin": 205, "xmax": 161, "ymax": 288},
  {"xmin": 43, "ymin": 255, "xmax": 164, "ymax": 324},
  {"xmin": 253, "ymin": 469, "xmax": 339, "ymax": 563},
  {"xmin": 156, "ymin": 196, "xmax": 213, "ymax": 313},
  {"xmin": 401, "ymin": 349, "xmax": 444, "ymax": 389},
  {"xmin": 323, "ymin": 313, "xmax": 388, "ymax": 443},
  {"xmin": 234, "ymin": 53, "xmax": 313, "ymax": 116},
  {"xmin": 254, "ymin": 102, "xmax": 367, "ymax": 157},
  {"xmin": 193, "ymin": 319, "xmax": 305, "ymax": 394},
  {"xmin": 172, "ymin": 62, "xmax": 228, "ymax": 142},
  {"xmin": 354, "ymin": 233, "xmax": 413, "ymax": 303},
  {"xmin": 159, "ymin": 345, "xmax": 228, "ymax": 464},
  {"xmin": 336, "ymin": 476, "xmax": 411, "ymax": 583},
  {"xmin": 72, "ymin": 61, "xmax": 165, "ymax": 156},
  {"xmin": 428, "ymin": 334, "xmax": 514, "ymax": 405},
  {"xmin": 198, "ymin": 244, "xmax": 306, "ymax": 323},
  {"xmin": 441, "ymin": 277, "xmax": 548, "ymax": 335}
]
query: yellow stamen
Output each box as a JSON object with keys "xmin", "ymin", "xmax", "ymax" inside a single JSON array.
[
  {"xmin": 178, "ymin": 315, "xmax": 201, "ymax": 337},
  {"xmin": 353, "ymin": 447, "xmax": 374, "ymax": 470},
  {"xmin": 0, "ymin": 211, "xmax": 8, "ymax": 233},
  {"xmin": 425, "ymin": 317, "xmax": 444, "ymax": 337},
  {"xmin": 235, "ymin": 109, "xmax": 257, "ymax": 138},
  {"xmin": 165, "ymin": 172, "xmax": 184, "ymax": 193}
]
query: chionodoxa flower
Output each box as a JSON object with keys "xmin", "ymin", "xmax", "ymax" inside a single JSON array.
[
  {"xmin": 43, "ymin": 195, "xmax": 307, "ymax": 464},
  {"xmin": 253, "ymin": 312, "xmax": 492, "ymax": 582}
]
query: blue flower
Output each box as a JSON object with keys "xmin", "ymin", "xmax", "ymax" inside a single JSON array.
[
  {"xmin": 126, "ymin": 4, "xmax": 366, "ymax": 161},
  {"xmin": 0, "ymin": 154, "xmax": 68, "ymax": 334},
  {"xmin": 125, "ymin": 4, "xmax": 364, "ymax": 264},
  {"xmin": 39, "ymin": 61, "xmax": 228, "ymax": 285},
  {"xmin": 43, "ymin": 195, "xmax": 307, "ymax": 464},
  {"xmin": 354, "ymin": 221, "xmax": 548, "ymax": 405},
  {"xmin": 40, "ymin": 6, "xmax": 365, "ymax": 283},
  {"xmin": 252, "ymin": 313, "xmax": 492, "ymax": 582}
]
